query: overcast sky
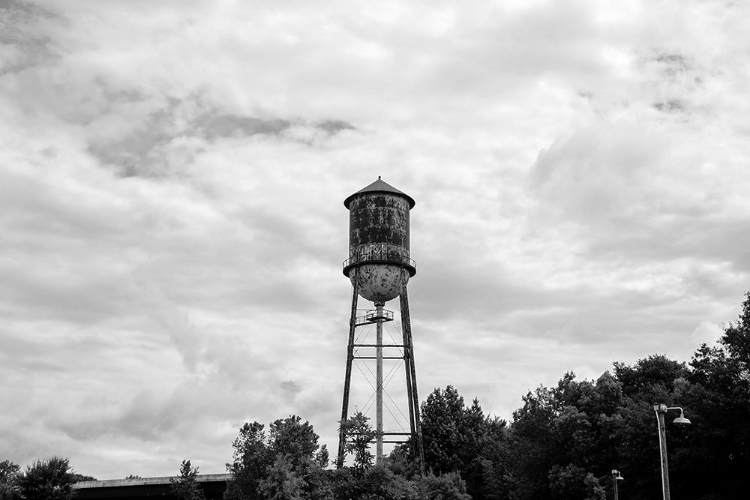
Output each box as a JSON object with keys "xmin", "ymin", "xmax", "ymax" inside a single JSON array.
[{"xmin": 2, "ymin": 0, "xmax": 749, "ymax": 480}]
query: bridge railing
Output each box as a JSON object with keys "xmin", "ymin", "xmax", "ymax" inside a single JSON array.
[{"xmin": 342, "ymin": 243, "xmax": 416, "ymax": 272}]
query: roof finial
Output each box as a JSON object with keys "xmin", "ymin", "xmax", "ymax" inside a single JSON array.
[{"xmin": 378, "ymin": 175, "xmax": 381, "ymax": 180}]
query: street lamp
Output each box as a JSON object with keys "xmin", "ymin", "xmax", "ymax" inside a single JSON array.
[
  {"xmin": 611, "ymin": 469, "xmax": 624, "ymax": 500},
  {"xmin": 654, "ymin": 404, "xmax": 691, "ymax": 500}
]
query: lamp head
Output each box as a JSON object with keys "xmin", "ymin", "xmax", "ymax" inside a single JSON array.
[
  {"xmin": 673, "ymin": 412, "xmax": 691, "ymax": 425},
  {"xmin": 664, "ymin": 405, "xmax": 691, "ymax": 424}
]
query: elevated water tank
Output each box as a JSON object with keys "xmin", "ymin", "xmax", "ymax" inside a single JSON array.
[{"xmin": 343, "ymin": 177, "xmax": 416, "ymax": 303}]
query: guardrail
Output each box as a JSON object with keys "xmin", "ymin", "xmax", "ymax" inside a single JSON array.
[
  {"xmin": 356, "ymin": 309, "xmax": 394, "ymax": 324},
  {"xmin": 342, "ymin": 243, "xmax": 416, "ymax": 276}
]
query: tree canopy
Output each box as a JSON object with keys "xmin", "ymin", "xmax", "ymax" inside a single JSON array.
[
  {"xmin": 170, "ymin": 460, "xmax": 206, "ymax": 500},
  {"xmin": 6, "ymin": 292, "xmax": 750, "ymax": 500},
  {"xmin": 414, "ymin": 292, "xmax": 750, "ymax": 499},
  {"xmin": 224, "ymin": 415, "xmax": 330, "ymax": 500},
  {"xmin": 14, "ymin": 457, "xmax": 75, "ymax": 500}
]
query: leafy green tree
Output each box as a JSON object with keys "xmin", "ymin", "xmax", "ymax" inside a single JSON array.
[
  {"xmin": 510, "ymin": 385, "xmax": 557, "ymax": 500},
  {"xmin": 417, "ymin": 471, "xmax": 471, "ymax": 500},
  {"xmin": 68, "ymin": 473, "xmax": 96, "ymax": 483},
  {"xmin": 339, "ymin": 412, "xmax": 376, "ymax": 475},
  {"xmin": 225, "ymin": 422, "xmax": 272, "ymax": 500},
  {"xmin": 170, "ymin": 460, "xmax": 206, "ymax": 500},
  {"xmin": 222, "ymin": 292, "xmax": 750, "ymax": 500},
  {"xmin": 720, "ymin": 291, "xmax": 750, "ymax": 367},
  {"xmin": 225, "ymin": 416, "xmax": 330, "ymax": 500},
  {"xmin": 258, "ymin": 456, "xmax": 305, "ymax": 500},
  {"xmin": 15, "ymin": 457, "xmax": 74, "ymax": 500},
  {"xmin": 333, "ymin": 414, "xmax": 405, "ymax": 500},
  {"xmin": 511, "ymin": 371, "xmax": 639, "ymax": 500},
  {"xmin": 267, "ymin": 416, "xmax": 330, "ymax": 500},
  {"xmin": 548, "ymin": 464, "xmax": 605, "ymax": 500},
  {"xmin": 677, "ymin": 292, "xmax": 750, "ymax": 499},
  {"xmin": 269, "ymin": 416, "xmax": 328, "ymax": 471},
  {"xmin": 421, "ymin": 386, "xmax": 512, "ymax": 500},
  {"xmin": 582, "ymin": 473, "xmax": 606, "ymax": 500},
  {"xmin": 0, "ymin": 460, "xmax": 20, "ymax": 500},
  {"xmin": 385, "ymin": 444, "xmax": 420, "ymax": 479},
  {"xmin": 685, "ymin": 345, "xmax": 750, "ymax": 497},
  {"xmin": 613, "ymin": 354, "xmax": 689, "ymax": 401},
  {"xmin": 331, "ymin": 464, "xmax": 418, "ymax": 500},
  {"xmin": 421, "ymin": 386, "xmax": 474, "ymax": 475}
]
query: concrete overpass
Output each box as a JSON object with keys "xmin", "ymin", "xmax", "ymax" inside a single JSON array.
[{"xmin": 72, "ymin": 473, "xmax": 230, "ymax": 499}]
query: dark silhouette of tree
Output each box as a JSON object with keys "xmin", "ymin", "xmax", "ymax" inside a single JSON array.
[
  {"xmin": 339, "ymin": 412, "xmax": 376, "ymax": 475},
  {"xmin": 68, "ymin": 473, "xmax": 96, "ymax": 483},
  {"xmin": 720, "ymin": 291, "xmax": 750, "ymax": 367},
  {"xmin": 0, "ymin": 460, "xmax": 20, "ymax": 500},
  {"xmin": 258, "ymin": 456, "xmax": 305, "ymax": 500},
  {"xmin": 417, "ymin": 471, "xmax": 471, "ymax": 500},
  {"xmin": 225, "ymin": 421, "xmax": 271, "ymax": 500},
  {"xmin": 678, "ymin": 292, "xmax": 750, "ymax": 499},
  {"xmin": 15, "ymin": 457, "xmax": 74, "ymax": 500},
  {"xmin": 421, "ymin": 386, "xmax": 513, "ymax": 500},
  {"xmin": 224, "ymin": 415, "xmax": 330, "ymax": 500},
  {"xmin": 210, "ymin": 292, "xmax": 750, "ymax": 500},
  {"xmin": 170, "ymin": 460, "xmax": 205, "ymax": 500},
  {"xmin": 548, "ymin": 464, "xmax": 605, "ymax": 500}
]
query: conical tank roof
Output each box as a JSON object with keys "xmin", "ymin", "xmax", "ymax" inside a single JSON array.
[{"xmin": 343, "ymin": 176, "xmax": 416, "ymax": 209}]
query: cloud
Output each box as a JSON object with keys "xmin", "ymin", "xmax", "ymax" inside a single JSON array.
[
  {"xmin": 0, "ymin": 0, "xmax": 59, "ymax": 74},
  {"xmin": 2, "ymin": 0, "xmax": 750, "ymax": 480}
]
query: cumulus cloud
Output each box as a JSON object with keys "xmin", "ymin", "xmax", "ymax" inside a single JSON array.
[{"xmin": 1, "ymin": 0, "xmax": 750, "ymax": 479}]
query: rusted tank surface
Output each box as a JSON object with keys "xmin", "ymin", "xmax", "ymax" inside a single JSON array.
[
  {"xmin": 343, "ymin": 178, "xmax": 415, "ymax": 303},
  {"xmin": 349, "ymin": 264, "xmax": 409, "ymax": 303},
  {"xmin": 347, "ymin": 191, "xmax": 411, "ymax": 255}
]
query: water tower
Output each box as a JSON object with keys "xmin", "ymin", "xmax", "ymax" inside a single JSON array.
[{"xmin": 336, "ymin": 177, "xmax": 424, "ymax": 471}]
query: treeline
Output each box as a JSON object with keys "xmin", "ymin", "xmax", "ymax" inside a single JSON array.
[
  {"xmin": 212, "ymin": 292, "xmax": 750, "ymax": 499},
  {"xmin": 0, "ymin": 457, "xmax": 94, "ymax": 500},
  {"xmin": 3, "ymin": 293, "xmax": 750, "ymax": 499}
]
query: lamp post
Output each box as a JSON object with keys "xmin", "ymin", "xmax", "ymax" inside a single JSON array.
[
  {"xmin": 654, "ymin": 404, "xmax": 691, "ymax": 500},
  {"xmin": 611, "ymin": 469, "xmax": 624, "ymax": 500}
]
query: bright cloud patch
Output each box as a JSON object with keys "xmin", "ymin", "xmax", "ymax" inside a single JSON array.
[{"xmin": 1, "ymin": 0, "xmax": 749, "ymax": 479}]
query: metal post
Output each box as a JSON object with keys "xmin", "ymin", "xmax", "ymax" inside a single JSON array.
[
  {"xmin": 614, "ymin": 476, "xmax": 618, "ymax": 500},
  {"xmin": 655, "ymin": 404, "xmax": 671, "ymax": 500},
  {"xmin": 375, "ymin": 301, "xmax": 384, "ymax": 465},
  {"xmin": 611, "ymin": 470, "xmax": 621, "ymax": 500}
]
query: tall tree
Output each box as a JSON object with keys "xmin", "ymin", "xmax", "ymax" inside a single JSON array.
[
  {"xmin": 421, "ymin": 386, "xmax": 512, "ymax": 500},
  {"xmin": 0, "ymin": 460, "xmax": 20, "ymax": 500},
  {"xmin": 258, "ymin": 456, "xmax": 305, "ymax": 500},
  {"xmin": 720, "ymin": 291, "xmax": 750, "ymax": 367},
  {"xmin": 224, "ymin": 416, "xmax": 330, "ymax": 500},
  {"xmin": 170, "ymin": 460, "xmax": 206, "ymax": 500},
  {"xmin": 15, "ymin": 457, "xmax": 74, "ymax": 500},
  {"xmin": 339, "ymin": 412, "xmax": 376, "ymax": 475},
  {"xmin": 225, "ymin": 422, "xmax": 272, "ymax": 500},
  {"xmin": 510, "ymin": 385, "xmax": 557, "ymax": 500},
  {"xmin": 680, "ymin": 292, "xmax": 750, "ymax": 499}
]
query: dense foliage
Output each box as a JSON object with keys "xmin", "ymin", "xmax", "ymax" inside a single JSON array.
[
  {"xmin": 0, "ymin": 461, "xmax": 20, "ymax": 500},
  {"xmin": 5, "ymin": 293, "xmax": 750, "ymax": 499},
  {"xmin": 223, "ymin": 412, "xmax": 472, "ymax": 499},
  {"xmin": 170, "ymin": 460, "xmax": 206, "ymax": 500},
  {"xmin": 414, "ymin": 292, "xmax": 750, "ymax": 499},
  {"xmin": 224, "ymin": 415, "xmax": 331, "ymax": 500},
  {"xmin": 0, "ymin": 457, "xmax": 80, "ymax": 500}
]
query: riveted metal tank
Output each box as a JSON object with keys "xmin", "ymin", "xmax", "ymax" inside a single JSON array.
[{"xmin": 343, "ymin": 177, "xmax": 416, "ymax": 303}]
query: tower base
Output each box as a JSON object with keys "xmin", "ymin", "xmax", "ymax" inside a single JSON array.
[{"xmin": 337, "ymin": 273, "xmax": 424, "ymax": 473}]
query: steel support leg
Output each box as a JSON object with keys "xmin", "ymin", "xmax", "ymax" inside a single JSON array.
[
  {"xmin": 337, "ymin": 279, "xmax": 359, "ymax": 469},
  {"xmin": 400, "ymin": 279, "xmax": 425, "ymax": 474}
]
